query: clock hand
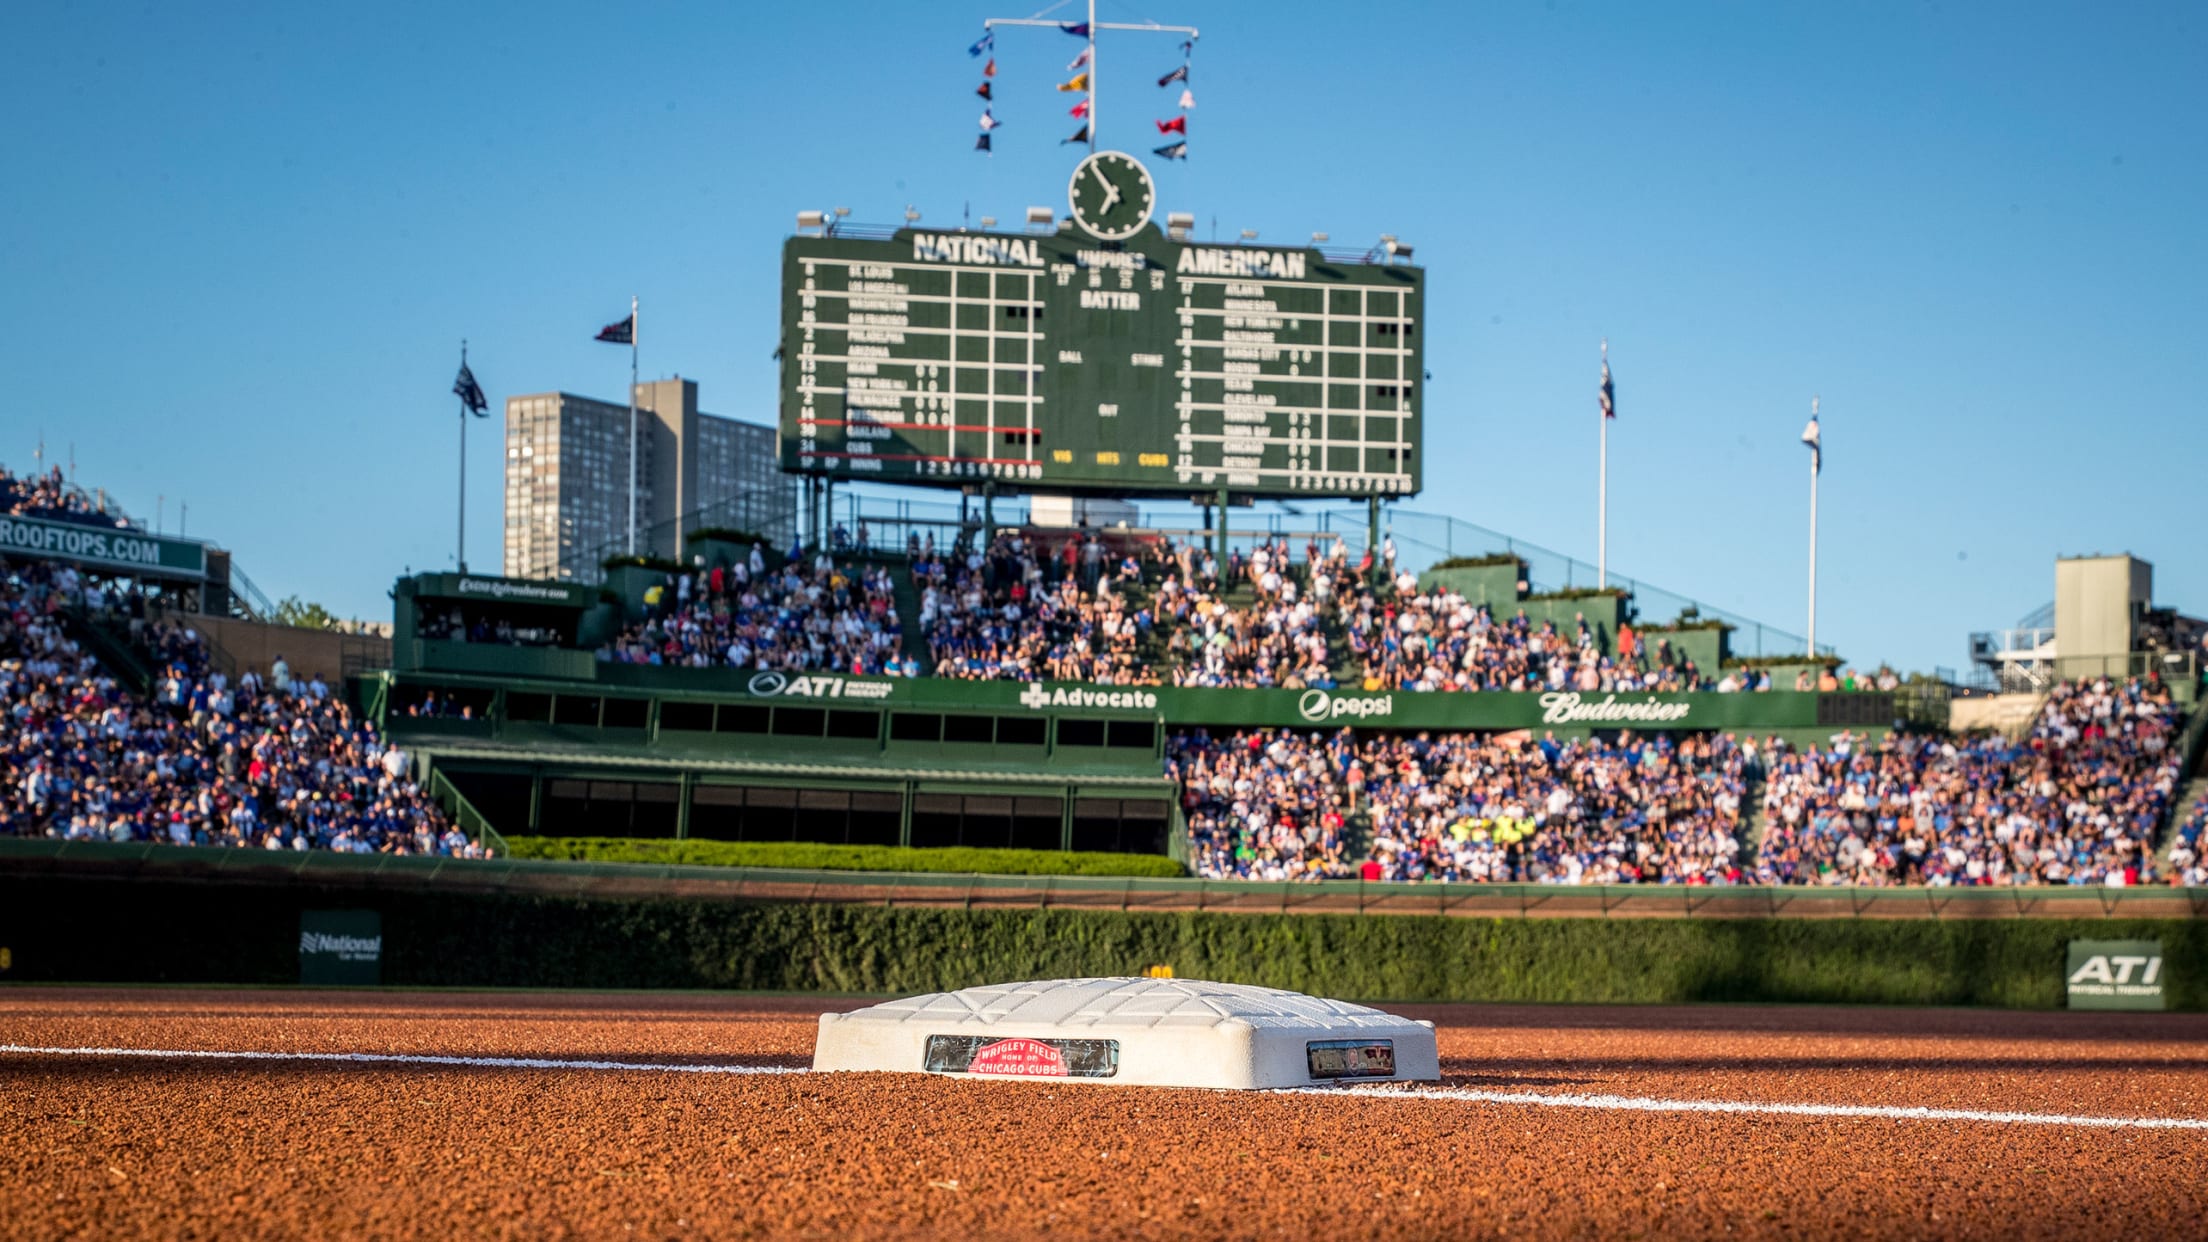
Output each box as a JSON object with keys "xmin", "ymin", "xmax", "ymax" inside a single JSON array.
[
  {"xmin": 1103, "ymin": 183, "xmax": 1122, "ymax": 210},
  {"xmin": 1090, "ymin": 163, "xmax": 1112, "ymax": 197}
]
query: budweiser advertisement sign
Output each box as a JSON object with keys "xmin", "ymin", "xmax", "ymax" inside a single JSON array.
[{"xmin": 922, "ymin": 1034, "xmax": 1120, "ymax": 1078}]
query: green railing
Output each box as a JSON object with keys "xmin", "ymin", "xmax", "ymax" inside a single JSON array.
[
  {"xmin": 424, "ymin": 767, "xmax": 508, "ymax": 857},
  {"xmin": 7, "ymin": 838, "xmax": 2208, "ymax": 919}
]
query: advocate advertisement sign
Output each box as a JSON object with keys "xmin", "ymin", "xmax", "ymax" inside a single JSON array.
[
  {"xmin": 0, "ymin": 513, "xmax": 207, "ymax": 579},
  {"xmin": 2066, "ymin": 939, "xmax": 2165, "ymax": 1010}
]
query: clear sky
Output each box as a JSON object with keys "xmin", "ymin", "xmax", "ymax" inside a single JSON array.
[{"xmin": 2, "ymin": 1, "xmax": 2201, "ymax": 674}]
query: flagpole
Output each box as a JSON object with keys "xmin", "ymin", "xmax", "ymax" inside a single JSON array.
[
  {"xmin": 1597, "ymin": 340, "xmax": 1608, "ymax": 591},
  {"xmin": 1087, "ymin": 0, "xmax": 1098, "ymax": 152},
  {"xmin": 457, "ymin": 340, "xmax": 469, "ymax": 573},
  {"xmin": 1807, "ymin": 396, "xmax": 1819, "ymax": 662},
  {"xmin": 627, "ymin": 294, "xmax": 639, "ymax": 557}
]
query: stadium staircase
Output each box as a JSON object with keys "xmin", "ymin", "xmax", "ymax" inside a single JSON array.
[
  {"xmin": 57, "ymin": 607, "xmax": 155, "ymax": 696},
  {"xmin": 2155, "ymin": 698, "xmax": 2208, "ymax": 872}
]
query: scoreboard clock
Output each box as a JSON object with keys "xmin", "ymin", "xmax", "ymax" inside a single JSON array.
[
  {"xmin": 1067, "ymin": 151, "xmax": 1156, "ymax": 241},
  {"xmin": 779, "ymin": 159, "xmax": 1425, "ymax": 501}
]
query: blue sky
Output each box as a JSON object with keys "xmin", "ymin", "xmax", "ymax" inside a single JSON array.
[{"xmin": 2, "ymin": 1, "xmax": 2201, "ymax": 674}]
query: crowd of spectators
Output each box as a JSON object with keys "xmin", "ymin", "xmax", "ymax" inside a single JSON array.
[
  {"xmin": 1173, "ymin": 677, "xmax": 2195, "ymax": 887},
  {"xmin": 2170, "ymin": 800, "xmax": 2208, "ymax": 888},
  {"xmin": 1756, "ymin": 677, "xmax": 2183, "ymax": 886},
  {"xmin": 916, "ymin": 530, "xmax": 1160, "ymax": 684},
  {"xmin": 0, "ymin": 558, "xmax": 480, "ymax": 856},
  {"xmin": 0, "ymin": 463, "xmax": 126, "ymax": 527},
  {"xmin": 1170, "ymin": 726, "xmax": 1750, "ymax": 884},
  {"xmin": 904, "ymin": 527, "xmax": 1840, "ymax": 693},
  {"xmin": 598, "ymin": 544, "xmax": 914, "ymax": 675}
]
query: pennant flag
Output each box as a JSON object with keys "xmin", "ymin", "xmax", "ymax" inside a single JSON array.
[
  {"xmin": 453, "ymin": 361, "xmax": 488, "ymax": 416},
  {"xmin": 975, "ymin": 132, "xmax": 992, "ymax": 152},
  {"xmin": 1062, "ymin": 123, "xmax": 1090, "ymax": 145},
  {"xmin": 1157, "ymin": 64, "xmax": 1189, "ymax": 87},
  {"xmin": 595, "ymin": 314, "xmax": 634, "ymax": 345},
  {"xmin": 968, "ymin": 31, "xmax": 994, "ymax": 57},
  {"xmin": 983, "ymin": 58, "xmax": 996, "ymax": 77},
  {"xmin": 1599, "ymin": 357, "xmax": 1615, "ymax": 420},
  {"xmin": 978, "ymin": 108, "xmax": 998, "ymax": 131},
  {"xmin": 1056, "ymin": 72, "xmax": 1089, "ymax": 92},
  {"xmin": 1067, "ymin": 47, "xmax": 1091, "ymax": 72},
  {"xmin": 1060, "ymin": 21, "xmax": 1089, "ymax": 36},
  {"xmin": 1069, "ymin": 97, "xmax": 1090, "ymax": 119},
  {"xmin": 1153, "ymin": 141, "xmax": 1188, "ymax": 160},
  {"xmin": 1179, "ymin": 88, "xmax": 1194, "ymax": 110},
  {"xmin": 976, "ymin": 81, "xmax": 992, "ymax": 100},
  {"xmin": 1156, "ymin": 115, "xmax": 1187, "ymax": 135},
  {"xmin": 1802, "ymin": 401, "xmax": 1823, "ymax": 473}
]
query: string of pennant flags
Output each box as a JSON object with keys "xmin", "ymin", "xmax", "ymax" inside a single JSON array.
[{"xmin": 967, "ymin": 25, "xmax": 1194, "ymax": 159}]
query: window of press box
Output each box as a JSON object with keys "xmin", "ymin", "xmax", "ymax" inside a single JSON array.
[
  {"xmin": 389, "ymin": 683, "xmax": 494, "ymax": 719},
  {"xmin": 825, "ymin": 710, "xmax": 880, "ymax": 741},
  {"xmin": 658, "ymin": 700, "xmax": 714, "ymax": 732},
  {"xmin": 688, "ymin": 785, "xmax": 899, "ymax": 846},
  {"xmin": 910, "ymin": 793, "xmax": 1063, "ymax": 851},
  {"xmin": 1056, "ymin": 718, "xmax": 1106, "ymax": 747},
  {"xmin": 716, "ymin": 704, "xmax": 772, "ymax": 734},
  {"xmin": 995, "ymin": 715, "xmax": 1046, "ymax": 747},
  {"xmin": 552, "ymin": 695, "xmax": 604, "ymax": 727},
  {"xmin": 1106, "ymin": 720, "xmax": 1157, "ymax": 751},
  {"xmin": 505, "ymin": 691, "xmax": 553, "ymax": 723},
  {"xmin": 537, "ymin": 778, "xmax": 679, "ymax": 838},
  {"xmin": 771, "ymin": 706, "xmax": 826, "ymax": 737},
  {"xmin": 1071, "ymin": 798, "xmax": 1172, "ymax": 855},
  {"xmin": 600, "ymin": 697, "xmax": 649, "ymax": 729},
  {"xmin": 891, "ymin": 712, "xmax": 943, "ymax": 743},
  {"xmin": 942, "ymin": 713, "xmax": 995, "ymax": 744}
]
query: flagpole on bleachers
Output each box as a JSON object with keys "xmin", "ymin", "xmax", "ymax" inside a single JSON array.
[
  {"xmin": 1087, "ymin": 0, "xmax": 1098, "ymax": 151},
  {"xmin": 1597, "ymin": 339, "xmax": 1609, "ymax": 590},
  {"xmin": 626, "ymin": 294, "xmax": 639, "ymax": 557},
  {"xmin": 457, "ymin": 340, "xmax": 469, "ymax": 573}
]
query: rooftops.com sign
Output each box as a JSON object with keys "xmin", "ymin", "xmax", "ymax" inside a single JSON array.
[{"xmin": 0, "ymin": 514, "xmax": 207, "ymax": 579}]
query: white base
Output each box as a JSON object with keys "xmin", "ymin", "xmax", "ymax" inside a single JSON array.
[{"xmin": 812, "ymin": 978, "xmax": 1440, "ymax": 1090}]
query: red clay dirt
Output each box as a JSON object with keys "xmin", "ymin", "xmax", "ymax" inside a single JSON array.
[{"xmin": 3, "ymin": 989, "xmax": 2205, "ymax": 1239}]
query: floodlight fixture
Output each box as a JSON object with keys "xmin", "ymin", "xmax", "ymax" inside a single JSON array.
[
  {"xmin": 796, "ymin": 210, "xmax": 827, "ymax": 234},
  {"xmin": 904, "ymin": 205, "xmax": 922, "ymax": 224},
  {"xmin": 980, "ymin": 215, "xmax": 998, "ymax": 229},
  {"xmin": 1310, "ymin": 232, "xmax": 1329, "ymax": 245},
  {"xmin": 1239, "ymin": 229, "xmax": 1259, "ymax": 242},
  {"xmin": 1026, "ymin": 206, "xmax": 1055, "ymax": 231}
]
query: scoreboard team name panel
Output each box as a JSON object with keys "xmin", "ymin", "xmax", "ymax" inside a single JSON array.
[{"xmin": 779, "ymin": 224, "xmax": 1423, "ymax": 498}]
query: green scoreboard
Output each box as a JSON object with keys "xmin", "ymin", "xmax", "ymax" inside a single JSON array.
[{"xmin": 779, "ymin": 157, "xmax": 1424, "ymax": 500}]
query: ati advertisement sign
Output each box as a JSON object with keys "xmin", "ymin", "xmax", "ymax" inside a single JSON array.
[
  {"xmin": 2066, "ymin": 940, "xmax": 2165, "ymax": 1010},
  {"xmin": 922, "ymin": 1034, "xmax": 1120, "ymax": 1078},
  {"xmin": 299, "ymin": 910, "xmax": 383, "ymax": 986},
  {"xmin": 0, "ymin": 513, "xmax": 207, "ymax": 579}
]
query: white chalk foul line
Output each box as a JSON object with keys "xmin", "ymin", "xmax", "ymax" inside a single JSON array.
[
  {"xmin": 0, "ymin": 1045, "xmax": 805, "ymax": 1075},
  {"xmin": 1305, "ymin": 1084, "xmax": 2208, "ymax": 1131},
  {"xmin": 5, "ymin": 1046, "xmax": 2199, "ymax": 1130}
]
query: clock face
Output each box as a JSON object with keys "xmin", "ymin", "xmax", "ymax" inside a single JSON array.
[{"xmin": 1067, "ymin": 151, "xmax": 1155, "ymax": 241}]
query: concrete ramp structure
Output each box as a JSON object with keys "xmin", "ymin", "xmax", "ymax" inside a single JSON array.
[{"xmin": 812, "ymin": 977, "xmax": 1441, "ymax": 1089}]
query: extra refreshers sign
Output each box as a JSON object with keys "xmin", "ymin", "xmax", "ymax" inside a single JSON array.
[
  {"xmin": 300, "ymin": 910, "xmax": 383, "ymax": 986},
  {"xmin": 0, "ymin": 513, "xmax": 207, "ymax": 579},
  {"xmin": 2066, "ymin": 939, "xmax": 2164, "ymax": 1010}
]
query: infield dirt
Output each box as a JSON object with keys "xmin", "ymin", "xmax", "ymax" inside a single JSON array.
[{"xmin": 3, "ymin": 989, "xmax": 2204, "ymax": 1239}]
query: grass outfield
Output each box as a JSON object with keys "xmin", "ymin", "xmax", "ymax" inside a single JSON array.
[{"xmin": 500, "ymin": 837, "xmax": 1188, "ymax": 878}]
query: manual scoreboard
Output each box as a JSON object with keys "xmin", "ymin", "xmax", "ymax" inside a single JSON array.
[{"xmin": 779, "ymin": 160, "xmax": 1423, "ymax": 500}]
